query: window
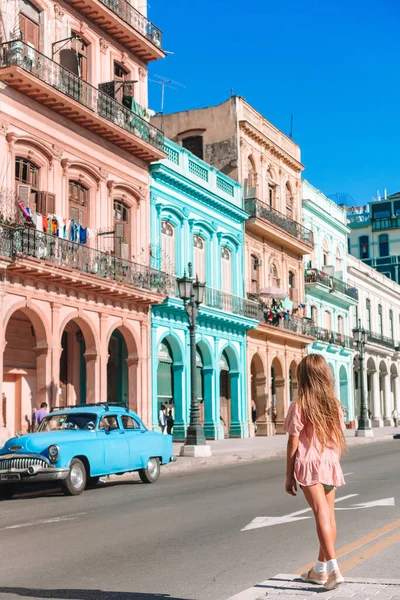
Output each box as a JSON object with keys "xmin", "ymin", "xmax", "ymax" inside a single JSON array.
[
  {"xmin": 182, "ymin": 136, "xmax": 203, "ymax": 160},
  {"xmin": 270, "ymin": 263, "xmax": 279, "ymax": 287},
  {"xmin": 100, "ymin": 415, "xmax": 119, "ymax": 430},
  {"xmin": 161, "ymin": 220, "xmax": 175, "ymax": 274},
  {"xmin": 250, "ymin": 254, "xmax": 260, "ymax": 294},
  {"xmin": 221, "ymin": 247, "xmax": 232, "ymax": 294},
  {"xmin": 285, "ymin": 182, "xmax": 294, "ymax": 218},
  {"xmin": 246, "ymin": 157, "xmax": 257, "ymax": 197},
  {"xmin": 366, "ymin": 299, "xmax": 371, "ymax": 331},
  {"xmin": 268, "ymin": 185, "xmax": 275, "ymax": 207},
  {"xmin": 390, "ymin": 309, "xmax": 394, "ymax": 340},
  {"xmin": 378, "ymin": 304, "xmax": 383, "ymax": 335},
  {"xmin": 359, "ymin": 236, "xmax": 369, "ymax": 259},
  {"xmin": 371, "ymin": 202, "xmax": 391, "ymax": 220},
  {"xmin": 19, "ymin": 0, "xmax": 40, "ymax": 50},
  {"xmin": 114, "ymin": 61, "xmax": 130, "ymax": 103},
  {"xmin": 121, "ymin": 415, "xmax": 140, "ymax": 430},
  {"xmin": 338, "ymin": 315, "xmax": 343, "ymax": 335},
  {"xmin": 114, "ymin": 200, "xmax": 130, "ymax": 259},
  {"xmin": 325, "ymin": 310, "xmax": 331, "ymax": 332},
  {"xmin": 311, "ymin": 305, "xmax": 318, "ymax": 323},
  {"xmin": 394, "ymin": 201, "xmax": 400, "ymax": 216},
  {"xmin": 69, "ymin": 180, "xmax": 89, "ymax": 227},
  {"xmin": 288, "ymin": 271, "xmax": 297, "ymax": 302},
  {"xmin": 322, "ymin": 239, "xmax": 329, "ymax": 267},
  {"xmin": 15, "ymin": 157, "xmax": 39, "ymax": 210},
  {"xmin": 379, "ymin": 234, "xmax": 389, "ymax": 257},
  {"xmin": 71, "ymin": 33, "xmax": 88, "ymax": 80},
  {"xmin": 347, "ymin": 238, "xmax": 351, "ymax": 254},
  {"xmin": 335, "ymin": 247, "xmax": 342, "ymax": 272},
  {"xmin": 193, "ymin": 234, "xmax": 206, "ymax": 282}
]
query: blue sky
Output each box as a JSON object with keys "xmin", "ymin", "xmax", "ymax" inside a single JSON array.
[{"xmin": 147, "ymin": 0, "xmax": 400, "ymax": 205}]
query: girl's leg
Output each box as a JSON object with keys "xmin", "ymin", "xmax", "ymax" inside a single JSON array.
[
  {"xmin": 317, "ymin": 487, "xmax": 336, "ymax": 562},
  {"xmin": 302, "ymin": 483, "xmax": 336, "ymax": 561}
]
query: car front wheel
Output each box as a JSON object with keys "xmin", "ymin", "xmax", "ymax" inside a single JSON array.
[
  {"xmin": 61, "ymin": 458, "xmax": 87, "ymax": 496},
  {"xmin": 0, "ymin": 485, "xmax": 16, "ymax": 500},
  {"xmin": 139, "ymin": 457, "xmax": 160, "ymax": 484}
]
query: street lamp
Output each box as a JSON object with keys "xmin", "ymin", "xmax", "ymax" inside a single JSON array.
[
  {"xmin": 177, "ymin": 263, "xmax": 211, "ymax": 457},
  {"xmin": 353, "ymin": 319, "xmax": 373, "ymax": 437}
]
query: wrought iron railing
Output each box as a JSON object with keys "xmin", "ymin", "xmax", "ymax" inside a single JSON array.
[
  {"xmin": 204, "ymin": 287, "xmax": 260, "ymax": 320},
  {"xmin": 367, "ymin": 331, "xmax": 396, "ymax": 349},
  {"xmin": 260, "ymin": 309, "xmax": 316, "ymax": 336},
  {"xmin": 245, "ymin": 197, "xmax": 314, "ymax": 247},
  {"xmin": 314, "ymin": 327, "xmax": 351, "ymax": 348},
  {"xmin": 0, "ymin": 41, "xmax": 164, "ymax": 152},
  {"xmin": 305, "ymin": 268, "xmax": 358, "ymax": 301},
  {"xmin": 0, "ymin": 225, "xmax": 172, "ymax": 294},
  {"xmin": 98, "ymin": 0, "xmax": 162, "ymax": 49}
]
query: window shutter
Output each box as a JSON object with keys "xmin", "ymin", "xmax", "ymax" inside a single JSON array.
[
  {"xmin": 37, "ymin": 192, "xmax": 56, "ymax": 215},
  {"xmin": 114, "ymin": 222, "xmax": 125, "ymax": 257},
  {"xmin": 17, "ymin": 184, "xmax": 31, "ymax": 205},
  {"xmin": 70, "ymin": 207, "xmax": 79, "ymax": 222}
]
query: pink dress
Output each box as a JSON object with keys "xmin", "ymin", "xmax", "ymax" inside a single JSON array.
[{"xmin": 284, "ymin": 401, "xmax": 345, "ymax": 487}]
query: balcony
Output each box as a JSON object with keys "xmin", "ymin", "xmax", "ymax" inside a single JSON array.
[
  {"xmin": 259, "ymin": 311, "xmax": 316, "ymax": 339},
  {"xmin": 313, "ymin": 327, "xmax": 352, "ymax": 354},
  {"xmin": 0, "ymin": 42, "xmax": 165, "ymax": 162},
  {"xmin": 65, "ymin": 0, "xmax": 164, "ymax": 61},
  {"xmin": 203, "ymin": 287, "xmax": 260, "ymax": 320},
  {"xmin": 372, "ymin": 216, "xmax": 400, "ymax": 231},
  {"xmin": 245, "ymin": 197, "xmax": 314, "ymax": 255},
  {"xmin": 305, "ymin": 268, "xmax": 358, "ymax": 305},
  {"xmin": 0, "ymin": 225, "xmax": 173, "ymax": 302},
  {"xmin": 367, "ymin": 331, "xmax": 396, "ymax": 350}
]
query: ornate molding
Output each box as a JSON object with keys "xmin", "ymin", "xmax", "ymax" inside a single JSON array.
[
  {"xmin": 99, "ymin": 167, "xmax": 109, "ymax": 181},
  {"xmin": 120, "ymin": 52, "xmax": 129, "ymax": 65},
  {"xmin": 0, "ymin": 118, "xmax": 8, "ymax": 136},
  {"xmin": 6, "ymin": 132, "xmax": 17, "ymax": 150},
  {"xmin": 51, "ymin": 144, "xmax": 63, "ymax": 159},
  {"xmin": 54, "ymin": 3, "xmax": 65, "ymax": 20},
  {"xmin": 79, "ymin": 21, "xmax": 89, "ymax": 36},
  {"xmin": 99, "ymin": 38, "xmax": 109, "ymax": 54},
  {"xmin": 138, "ymin": 67, "xmax": 147, "ymax": 81},
  {"xmin": 61, "ymin": 158, "xmax": 70, "ymax": 175}
]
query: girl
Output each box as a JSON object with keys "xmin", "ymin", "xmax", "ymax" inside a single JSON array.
[{"xmin": 284, "ymin": 354, "xmax": 346, "ymax": 591}]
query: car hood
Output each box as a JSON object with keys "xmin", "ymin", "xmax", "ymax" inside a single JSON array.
[{"xmin": 1, "ymin": 431, "xmax": 94, "ymax": 454}]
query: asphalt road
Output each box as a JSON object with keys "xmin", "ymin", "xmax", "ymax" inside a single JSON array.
[{"xmin": 0, "ymin": 440, "xmax": 399, "ymax": 600}]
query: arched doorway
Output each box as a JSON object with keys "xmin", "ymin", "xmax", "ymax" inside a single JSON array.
[
  {"xmin": 157, "ymin": 339, "xmax": 174, "ymax": 417},
  {"xmin": 289, "ymin": 361, "xmax": 298, "ymax": 403},
  {"xmin": 60, "ymin": 322, "xmax": 86, "ymax": 406},
  {"xmin": 219, "ymin": 351, "xmax": 230, "ymax": 438},
  {"xmin": 271, "ymin": 357, "xmax": 285, "ymax": 433},
  {"xmin": 3, "ymin": 308, "xmax": 49, "ymax": 435},
  {"xmin": 155, "ymin": 335, "xmax": 185, "ymax": 440},
  {"xmin": 339, "ymin": 366, "xmax": 349, "ymax": 424},
  {"xmin": 196, "ymin": 347, "xmax": 204, "ymax": 424},
  {"xmin": 107, "ymin": 330, "xmax": 128, "ymax": 405},
  {"xmin": 379, "ymin": 361, "xmax": 391, "ymax": 425},
  {"xmin": 250, "ymin": 353, "xmax": 268, "ymax": 435}
]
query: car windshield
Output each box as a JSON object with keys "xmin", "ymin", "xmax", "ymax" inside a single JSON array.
[{"xmin": 38, "ymin": 413, "xmax": 98, "ymax": 432}]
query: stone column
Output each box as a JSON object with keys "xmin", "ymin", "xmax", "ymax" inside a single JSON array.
[
  {"xmin": 394, "ymin": 376, "xmax": 400, "ymax": 412},
  {"xmin": 371, "ymin": 369, "xmax": 383, "ymax": 427},
  {"xmin": 51, "ymin": 303, "xmax": 62, "ymax": 408},
  {"xmin": 98, "ymin": 314, "xmax": 109, "ymax": 404},
  {"xmin": 126, "ymin": 356, "xmax": 139, "ymax": 414},
  {"xmin": 383, "ymin": 373, "xmax": 392, "ymax": 426}
]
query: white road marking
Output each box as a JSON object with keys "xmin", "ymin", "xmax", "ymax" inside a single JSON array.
[
  {"xmin": 343, "ymin": 472, "xmax": 354, "ymax": 476},
  {"xmin": 1, "ymin": 512, "xmax": 86, "ymax": 530},
  {"xmin": 336, "ymin": 497, "xmax": 395, "ymax": 510},
  {"xmin": 241, "ymin": 494, "xmax": 359, "ymax": 531}
]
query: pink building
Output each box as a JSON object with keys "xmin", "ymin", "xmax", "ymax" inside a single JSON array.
[{"xmin": 0, "ymin": 0, "xmax": 167, "ymax": 441}]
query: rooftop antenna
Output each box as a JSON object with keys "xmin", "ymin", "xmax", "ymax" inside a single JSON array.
[
  {"xmin": 230, "ymin": 88, "xmax": 235, "ymax": 97},
  {"xmin": 289, "ymin": 113, "xmax": 294, "ymax": 139},
  {"xmin": 150, "ymin": 74, "xmax": 186, "ymax": 131}
]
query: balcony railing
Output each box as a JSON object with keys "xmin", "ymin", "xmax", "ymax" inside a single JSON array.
[
  {"xmin": 314, "ymin": 327, "xmax": 351, "ymax": 348},
  {"xmin": 367, "ymin": 331, "xmax": 396, "ymax": 349},
  {"xmin": 0, "ymin": 41, "xmax": 164, "ymax": 152},
  {"xmin": 372, "ymin": 216, "xmax": 400, "ymax": 231},
  {"xmin": 245, "ymin": 197, "xmax": 314, "ymax": 247},
  {"xmin": 305, "ymin": 268, "xmax": 358, "ymax": 301},
  {"xmin": 0, "ymin": 225, "xmax": 172, "ymax": 295},
  {"xmin": 260, "ymin": 310, "xmax": 316, "ymax": 337},
  {"xmin": 98, "ymin": 0, "xmax": 162, "ymax": 49},
  {"xmin": 203, "ymin": 287, "xmax": 260, "ymax": 320}
]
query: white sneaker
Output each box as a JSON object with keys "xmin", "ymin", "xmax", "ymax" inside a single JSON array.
[{"xmin": 324, "ymin": 570, "xmax": 344, "ymax": 590}]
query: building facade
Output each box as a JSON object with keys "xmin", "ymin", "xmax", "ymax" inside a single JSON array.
[
  {"xmin": 0, "ymin": 0, "xmax": 167, "ymax": 441},
  {"xmin": 150, "ymin": 139, "xmax": 258, "ymax": 440},
  {"xmin": 152, "ymin": 97, "xmax": 316, "ymax": 435},
  {"xmin": 302, "ymin": 180, "xmax": 357, "ymax": 424},
  {"xmin": 347, "ymin": 192, "xmax": 400, "ymax": 283},
  {"xmin": 348, "ymin": 254, "xmax": 400, "ymax": 427}
]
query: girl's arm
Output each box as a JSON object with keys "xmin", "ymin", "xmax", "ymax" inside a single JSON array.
[{"xmin": 285, "ymin": 434, "xmax": 299, "ymax": 496}]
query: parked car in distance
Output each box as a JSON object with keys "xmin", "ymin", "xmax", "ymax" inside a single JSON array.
[{"xmin": 0, "ymin": 403, "xmax": 175, "ymax": 498}]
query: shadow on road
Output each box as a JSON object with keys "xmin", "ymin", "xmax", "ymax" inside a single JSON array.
[{"xmin": 0, "ymin": 589, "xmax": 192, "ymax": 600}]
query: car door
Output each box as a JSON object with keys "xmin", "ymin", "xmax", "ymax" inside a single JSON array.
[
  {"xmin": 98, "ymin": 414, "xmax": 130, "ymax": 473},
  {"xmin": 121, "ymin": 414, "xmax": 146, "ymax": 469}
]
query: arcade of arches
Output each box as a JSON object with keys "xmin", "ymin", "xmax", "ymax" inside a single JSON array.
[{"xmin": 0, "ymin": 297, "xmax": 147, "ymax": 439}]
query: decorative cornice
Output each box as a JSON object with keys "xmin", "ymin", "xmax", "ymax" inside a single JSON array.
[
  {"xmin": 99, "ymin": 38, "xmax": 109, "ymax": 54},
  {"xmin": 54, "ymin": 3, "xmax": 65, "ymax": 20}
]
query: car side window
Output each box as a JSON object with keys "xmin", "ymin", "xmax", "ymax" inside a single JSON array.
[
  {"xmin": 101, "ymin": 415, "xmax": 120, "ymax": 430},
  {"xmin": 122, "ymin": 415, "xmax": 140, "ymax": 430}
]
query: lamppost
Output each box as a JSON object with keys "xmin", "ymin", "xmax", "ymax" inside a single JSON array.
[
  {"xmin": 353, "ymin": 320, "xmax": 373, "ymax": 437},
  {"xmin": 177, "ymin": 263, "xmax": 212, "ymax": 457}
]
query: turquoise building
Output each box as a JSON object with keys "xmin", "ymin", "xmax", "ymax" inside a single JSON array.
[
  {"xmin": 150, "ymin": 140, "xmax": 258, "ymax": 440},
  {"xmin": 302, "ymin": 180, "xmax": 358, "ymax": 424}
]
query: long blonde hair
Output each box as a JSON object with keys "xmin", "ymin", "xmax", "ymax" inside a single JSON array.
[{"xmin": 297, "ymin": 354, "xmax": 346, "ymax": 453}]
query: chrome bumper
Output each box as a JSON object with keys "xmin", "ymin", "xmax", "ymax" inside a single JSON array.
[
  {"xmin": 0, "ymin": 453, "xmax": 69, "ymax": 484},
  {"xmin": 170, "ymin": 455, "xmax": 177, "ymax": 463}
]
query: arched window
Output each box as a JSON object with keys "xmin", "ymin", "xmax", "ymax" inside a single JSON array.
[
  {"xmin": 251, "ymin": 254, "xmax": 260, "ymax": 293},
  {"xmin": 325, "ymin": 310, "xmax": 331, "ymax": 332},
  {"xmin": 285, "ymin": 182, "xmax": 294, "ymax": 218},
  {"xmin": 288, "ymin": 271, "xmax": 297, "ymax": 301},
  {"xmin": 379, "ymin": 234, "xmax": 389, "ymax": 257},
  {"xmin": 267, "ymin": 167, "xmax": 276, "ymax": 208},
  {"xmin": 15, "ymin": 156, "xmax": 39, "ymax": 209},
  {"xmin": 335, "ymin": 247, "xmax": 342, "ymax": 272},
  {"xmin": 193, "ymin": 234, "xmax": 206, "ymax": 282},
  {"xmin": 114, "ymin": 200, "xmax": 130, "ymax": 259},
  {"xmin": 69, "ymin": 180, "xmax": 89, "ymax": 227},
  {"xmin": 322, "ymin": 239, "xmax": 329, "ymax": 267},
  {"xmin": 246, "ymin": 157, "xmax": 257, "ymax": 197},
  {"xmin": 161, "ymin": 220, "xmax": 175, "ymax": 274},
  {"xmin": 221, "ymin": 247, "xmax": 232, "ymax": 294},
  {"xmin": 270, "ymin": 263, "xmax": 279, "ymax": 287}
]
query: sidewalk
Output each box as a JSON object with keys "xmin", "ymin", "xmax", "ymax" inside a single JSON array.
[
  {"xmin": 227, "ymin": 574, "xmax": 400, "ymax": 600},
  {"xmin": 161, "ymin": 426, "xmax": 399, "ymax": 476}
]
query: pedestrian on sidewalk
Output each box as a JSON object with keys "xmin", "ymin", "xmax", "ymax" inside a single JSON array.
[
  {"xmin": 392, "ymin": 409, "xmax": 398, "ymax": 427},
  {"xmin": 158, "ymin": 404, "xmax": 167, "ymax": 434},
  {"xmin": 284, "ymin": 354, "xmax": 346, "ymax": 592},
  {"xmin": 166, "ymin": 410, "xmax": 174, "ymax": 435},
  {"xmin": 33, "ymin": 402, "xmax": 48, "ymax": 431}
]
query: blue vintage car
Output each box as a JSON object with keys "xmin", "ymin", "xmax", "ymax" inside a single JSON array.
[{"xmin": 0, "ymin": 403, "xmax": 175, "ymax": 498}]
